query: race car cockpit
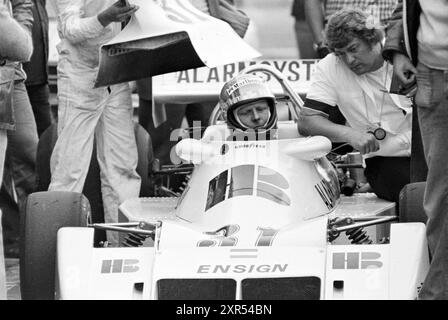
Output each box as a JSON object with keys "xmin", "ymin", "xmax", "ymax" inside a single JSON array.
[{"xmin": 206, "ymin": 64, "xmax": 304, "ymax": 142}]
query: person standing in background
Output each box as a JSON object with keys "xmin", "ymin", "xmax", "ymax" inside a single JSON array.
[
  {"xmin": 291, "ymin": 0, "xmax": 317, "ymax": 59},
  {"xmin": 1, "ymin": 0, "xmax": 38, "ymax": 259},
  {"xmin": 304, "ymin": 0, "xmax": 397, "ymax": 58},
  {"xmin": 49, "ymin": 0, "xmax": 141, "ymax": 244},
  {"xmin": 0, "ymin": 0, "xmax": 33, "ymax": 294},
  {"xmin": 383, "ymin": 0, "xmax": 448, "ymax": 299},
  {"xmin": 23, "ymin": 0, "xmax": 52, "ymax": 137}
]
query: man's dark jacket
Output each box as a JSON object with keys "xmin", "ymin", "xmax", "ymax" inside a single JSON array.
[
  {"xmin": 383, "ymin": 0, "xmax": 421, "ymax": 65},
  {"xmin": 383, "ymin": 0, "xmax": 428, "ymax": 182},
  {"xmin": 23, "ymin": 0, "xmax": 48, "ymax": 86}
]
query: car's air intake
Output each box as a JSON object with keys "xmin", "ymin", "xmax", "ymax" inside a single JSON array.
[
  {"xmin": 157, "ymin": 279, "xmax": 237, "ymax": 300},
  {"xmin": 241, "ymin": 277, "xmax": 321, "ymax": 300},
  {"xmin": 157, "ymin": 277, "xmax": 321, "ymax": 300}
]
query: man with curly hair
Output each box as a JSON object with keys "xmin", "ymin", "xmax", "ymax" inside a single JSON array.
[
  {"xmin": 304, "ymin": 0, "xmax": 397, "ymax": 58},
  {"xmin": 298, "ymin": 8, "xmax": 413, "ymax": 204}
]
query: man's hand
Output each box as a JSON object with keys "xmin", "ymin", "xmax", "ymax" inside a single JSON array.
[
  {"xmin": 316, "ymin": 42, "xmax": 330, "ymax": 59},
  {"xmin": 347, "ymin": 131, "xmax": 380, "ymax": 155},
  {"xmin": 97, "ymin": 1, "xmax": 139, "ymax": 27},
  {"xmin": 392, "ymin": 52, "xmax": 418, "ymax": 88}
]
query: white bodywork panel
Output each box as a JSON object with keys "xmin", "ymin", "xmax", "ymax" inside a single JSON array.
[
  {"xmin": 150, "ymin": 246, "xmax": 327, "ymax": 300},
  {"xmin": 324, "ymin": 223, "xmax": 428, "ymax": 300},
  {"xmin": 389, "ymin": 223, "xmax": 429, "ymax": 299},
  {"xmin": 325, "ymin": 245, "xmax": 391, "ymax": 299},
  {"xmin": 57, "ymin": 221, "xmax": 428, "ymax": 300},
  {"xmin": 57, "ymin": 228, "xmax": 155, "ymax": 300},
  {"xmin": 95, "ymin": 0, "xmax": 260, "ymax": 87}
]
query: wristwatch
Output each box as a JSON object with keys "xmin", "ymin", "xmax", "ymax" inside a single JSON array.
[{"xmin": 368, "ymin": 127, "xmax": 387, "ymax": 141}]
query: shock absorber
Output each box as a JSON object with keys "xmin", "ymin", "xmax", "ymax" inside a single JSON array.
[
  {"xmin": 121, "ymin": 221, "xmax": 156, "ymax": 247},
  {"xmin": 122, "ymin": 233, "xmax": 150, "ymax": 247},
  {"xmin": 346, "ymin": 227, "xmax": 372, "ymax": 245},
  {"xmin": 178, "ymin": 174, "xmax": 191, "ymax": 193}
]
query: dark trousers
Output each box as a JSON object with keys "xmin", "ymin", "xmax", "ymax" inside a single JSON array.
[
  {"xmin": 26, "ymin": 83, "xmax": 52, "ymax": 137},
  {"xmin": 0, "ymin": 183, "xmax": 19, "ymax": 256},
  {"xmin": 185, "ymin": 102, "xmax": 216, "ymax": 128},
  {"xmin": 138, "ymin": 100, "xmax": 216, "ymax": 164},
  {"xmin": 138, "ymin": 99, "xmax": 186, "ymax": 165},
  {"xmin": 364, "ymin": 156, "xmax": 411, "ymax": 204}
]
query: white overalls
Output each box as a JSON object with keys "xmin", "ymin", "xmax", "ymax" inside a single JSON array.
[{"xmin": 49, "ymin": 0, "xmax": 141, "ymax": 243}]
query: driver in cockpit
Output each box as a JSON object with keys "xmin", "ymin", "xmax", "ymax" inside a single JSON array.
[{"xmin": 219, "ymin": 74, "xmax": 278, "ymax": 140}]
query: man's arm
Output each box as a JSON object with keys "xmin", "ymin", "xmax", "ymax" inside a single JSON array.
[
  {"xmin": 382, "ymin": 0, "xmax": 417, "ymax": 88},
  {"xmin": 298, "ymin": 109, "xmax": 352, "ymax": 143},
  {"xmin": 0, "ymin": 2, "xmax": 33, "ymax": 61},
  {"xmin": 209, "ymin": 0, "xmax": 250, "ymax": 38},
  {"xmin": 304, "ymin": 0, "xmax": 330, "ymax": 57},
  {"xmin": 299, "ymin": 56, "xmax": 378, "ymax": 155},
  {"xmin": 298, "ymin": 107, "xmax": 380, "ymax": 155},
  {"xmin": 56, "ymin": 0, "xmax": 138, "ymax": 44},
  {"xmin": 304, "ymin": 0, "xmax": 325, "ymax": 46},
  {"xmin": 10, "ymin": 0, "xmax": 34, "ymax": 34},
  {"xmin": 382, "ymin": 0, "xmax": 406, "ymax": 60}
]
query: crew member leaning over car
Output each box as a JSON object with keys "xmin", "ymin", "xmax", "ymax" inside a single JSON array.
[
  {"xmin": 219, "ymin": 74, "xmax": 279, "ymax": 141},
  {"xmin": 0, "ymin": 0, "xmax": 33, "ymax": 187},
  {"xmin": 48, "ymin": 0, "xmax": 141, "ymax": 244},
  {"xmin": 297, "ymin": 8, "xmax": 412, "ymax": 204}
]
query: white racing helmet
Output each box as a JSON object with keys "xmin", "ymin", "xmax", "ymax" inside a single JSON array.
[{"xmin": 219, "ymin": 74, "xmax": 277, "ymax": 132}]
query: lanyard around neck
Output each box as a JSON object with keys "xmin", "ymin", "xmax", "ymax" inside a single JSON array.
[{"xmin": 363, "ymin": 62, "xmax": 389, "ymax": 127}]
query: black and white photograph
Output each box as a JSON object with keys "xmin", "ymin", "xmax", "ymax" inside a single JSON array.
[{"xmin": 0, "ymin": 0, "xmax": 447, "ymax": 305}]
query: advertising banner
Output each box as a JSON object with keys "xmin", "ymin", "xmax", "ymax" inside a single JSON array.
[{"xmin": 152, "ymin": 59, "xmax": 319, "ymax": 104}]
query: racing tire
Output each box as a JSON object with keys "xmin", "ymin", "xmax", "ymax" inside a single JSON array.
[
  {"xmin": 36, "ymin": 123, "xmax": 106, "ymax": 244},
  {"xmin": 398, "ymin": 182, "xmax": 427, "ymax": 224},
  {"xmin": 35, "ymin": 122, "xmax": 155, "ymax": 241},
  {"xmin": 20, "ymin": 191, "xmax": 90, "ymax": 300}
]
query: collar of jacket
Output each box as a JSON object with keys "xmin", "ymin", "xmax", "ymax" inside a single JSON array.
[{"xmin": 404, "ymin": 0, "xmax": 422, "ymax": 64}]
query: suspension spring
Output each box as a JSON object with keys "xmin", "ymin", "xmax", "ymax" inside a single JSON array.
[
  {"xmin": 345, "ymin": 227, "xmax": 372, "ymax": 245},
  {"xmin": 178, "ymin": 174, "xmax": 192, "ymax": 193},
  {"xmin": 122, "ymin": 232, "xmax": 151, "ymax": 247}
]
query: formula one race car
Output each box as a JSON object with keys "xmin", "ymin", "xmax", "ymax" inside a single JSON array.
[{"xmin": 20, "ymin": 65, "xmax": 429, "ymax": 300}]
